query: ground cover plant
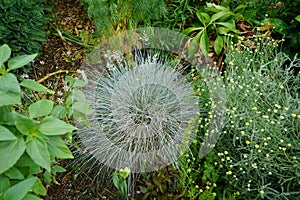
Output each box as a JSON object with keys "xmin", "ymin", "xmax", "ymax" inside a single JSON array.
[
  {"xmin": 0, "ymin": 0, "xmax": 50, "ymax": 56},
  {"xmin": 216, "ymin": 35, "xmax": 300, "ymax": 199},
  {"xmin": 1, "ymin": 0, "xmax": 299, "ymax": 199}
]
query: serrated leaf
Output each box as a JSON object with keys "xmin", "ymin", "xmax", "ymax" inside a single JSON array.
[
  {"xmin": 214, "ymin": 35, "xmax": 223, "ymax": 55},
  {"xmin": 47, "ymin": 136, "xmax": 73, "ymax": 159},
  {"xmin": 0, "ymin": 125, "xmax": 17, "ymax": 141},
  {"xmin": 20, "ymin": 79, "xmax": 54, "ymax": 94},
  {"xmin": 29, "ymin": 99, "xmax": 54, "ymax": 119},
  {"xmin": 0, "ymin": 73, "xmax": 21, "ymax": 106},
  {"xmin": 296, "ymin": 15, "xmax": 300, "ymax": 22},
  {"xmin": 38, "ymin": 116, "xmax": 76, "ymax": 136},
  {"xmin": 13, "ymin": 112, "xmax": 35, "ymax": 136},
  {"xmin": 0, "ymin": 136, "xmax": 26, "ymax": 174},
  {"xmin": 3, "ymin": 177, "xmax": 37, "ymax": 200},
  {"xmin": 7, "ymin": 53, "xmax": 37, "ymax": 71},
  {"xmin": 200, "ymin": 30, "xmax": 210, "ymax": 57},
  {"xmin": 0, "ymin": 44, "xmax": 11, "ymax": 69},
  {"xmin": 4, "ymin": 167, "xmax": 25, "ymax": 180},
  {"xmin": 26, "ymin": 137, "xmax": 51, "ymax": 172},
  {"xmin": 31, "ymin": 178, "xmax": 46, "ymax": 196}
]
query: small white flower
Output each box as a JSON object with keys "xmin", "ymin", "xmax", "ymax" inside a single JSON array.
[
  {"xmin": 57, "ymin": 98, "xmax": 64, "ymax": 104},
  {"xmin": 21, "ymin": 74, "xmax": 29, "ymax": 79}
]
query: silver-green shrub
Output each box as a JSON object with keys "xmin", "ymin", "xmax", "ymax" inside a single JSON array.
[{"xmin": 216, "ymin": 36, "xmax": 300, "ymax": 199}]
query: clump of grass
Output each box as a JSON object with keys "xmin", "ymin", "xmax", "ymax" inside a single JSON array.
[
  {"xmin": 77, "ymin": 51, "xmax": 199, "ymax": 173},
  {"xmin": 216, "ymin": 35, "xmax": 300, "ymax": 199}
]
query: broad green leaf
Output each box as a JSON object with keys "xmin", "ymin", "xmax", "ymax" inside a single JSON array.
[
  {"xmin": 200, "ymin": 30, "xmax": 210, "ymax": 57},
  {"xmin": 0, "ymin": 106, "xmax": 14, "ymax": 126},
  {"xmin": 0, "ymin": 136, "xmax": 26, "ymax": 174},
  {"xmin": 43, "ymin": 171, "xmax": 51, "ymax": 185},
  {"xmin": 0, "ymin": 176, "xmax": 10, "ymax": 193},
  {"xmin": 188, "ymin": 32, "xmax": 202, "ymax": 60},
  {"xmin": 38, "ymin": 116, "xmax": 76, "ymax": 136},
  {"xmin": 4, "ymin": 167, "xmax": 25, "ymax": 180},
  {"xmin": 3, "ymin": 177, "xmax": 37, "ymax": 200},
  {"xmin": 7, "ymin": 53, "xmax": 37, "ymax": 71},
  {"xmin": 73, "ymin": 88, "xmax": 87, "ymax": 102},
  {"xmin": 15, "ymin": 153, "xmax": 37, "ymax": 167},
  {"xmin": 47, "ymin": 136, "xmax": 73, "ymax": 159},
  {"xmin": 72, "ymin": 102, "xmax": 94, "ymax": 115},
  {"xmin": 217, "ymin": 27, "xmax": 232, "ymax": 35},
  {"xmin": 51, "ymin": 105, "xmax": 67, "ymax": 119},
  {"xmin": 23, "ymin": 194, "xmax": 43, "ymax": 200},
  {"xmin": 31, "ymin": 178, "xmax": 46, "ymax": 196},
  {"xmin": 182, "ymin": 27, "xmax": 202, "ymax": 35},
  {"xmin": 296, "ymin": 15, "xmax": 300, "ymax": 22},
  {"xmin": 214, "ymin": 35, "xmax": 224, "ymax": 55},
  {"xmin": 74, "ymin": 79, "xmax": 87, "ymax": 87},
  {"xmin": 0, "ymin": 73, "xmax": 21, "ymax": 106},
  {"xmin": 196, "ymin": 12, "xmax": 210, "ymax": 26},
  {"xmin": 0, "ymin": 125, "xmax": 17, "ymax": 141},
  {"xmin": 13, "ymin": 112, "xmax": 35, "ymax": 136},
  {"xmin": 29, "ymin": 99, "xmax": 54, "ymax": 119},
  {"xmin": 20, "ymin": 79, "xmax": 54, "ymax": 94},
  {"xmin": 0, "ymin": 44, "xmax": 11, "ymax": 70},
  {"xmin": 215, "ymin": 20, "xmax": 236, "ymax": 31},
  {"xmin": 26, "ymin": 137, "xmax": 51, "ymax": 172},
  {"xmin": 211, "ymin": 11, "xmax": 234, "ymax": 23}
]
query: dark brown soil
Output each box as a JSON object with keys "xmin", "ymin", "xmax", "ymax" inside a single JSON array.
[{"xmin": 36, "ymin": 0, "xmax": 117, "ymax": 199}]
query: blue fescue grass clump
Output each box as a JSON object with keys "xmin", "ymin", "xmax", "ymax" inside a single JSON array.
[{"xmin": 77, "ymin": 51, "xmax": 199, "ymax": 173}]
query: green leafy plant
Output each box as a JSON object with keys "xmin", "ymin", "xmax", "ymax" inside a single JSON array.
[
  {"xmin": 138, "ymin": 166, "xmax": 185, "ymax": 200},
  {"xmin": 113, "ymin": 167, "xmax": 131, "ymax": 200},
  {"xmin": 216, "ymin": 35, "xmax": 300, "ymax": 199},
  {"xmin": 183, "ymin": 3, "xmax": 240, "ymax": 56},
  {"xmin": 0, "ymin": 44, "xmax": 79, "ymax": 199},
  {"xmin": 81, "ymin": 0, "xmax": 167, "ymax": 37},
  {"xmin": 0, "ymin": 0, "xmax": 50, "ymax": 56}
]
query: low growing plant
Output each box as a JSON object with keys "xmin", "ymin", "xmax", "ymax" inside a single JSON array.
[
  {"xmin": 216, "ymin": 35, "xmax": 300, "ymax": 199},
  {"xmin": 0, "ymin": 0, "xmax": 50, "ymax": 56},
  {"xmin": 0, "ymin": 44, "xmax": 92, "ymax": 199},
  {"xmin": 183, "ymin": 3, "xmax": 240, "ymax": 56}
]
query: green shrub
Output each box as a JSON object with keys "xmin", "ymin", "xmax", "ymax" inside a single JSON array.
[
  {"xmin": 216, "ymin": 35, "xmax": 300, "ymax": 199},
  {"xmin": 0, "ymin": 0, "xmax": 50, "ymax": 56},
  {"xmin": 81, "ymin": 0, "xmax": 167, "ymax": 37}
]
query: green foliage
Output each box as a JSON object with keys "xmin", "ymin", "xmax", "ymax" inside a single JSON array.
[
  {"xmin": 0, "ymin": 44, "xmax": 84, "ymax": 199},
  {"xmin": 225, "ymin": 0, "xmax": 300, "ymax": 57},
  {"xmin": 216, "ymin": 36, "xmax": 300, "ymax": 199},
  {"xmin": 0, "ymin": 0, "xmax": 50, "ymax": 56},
  {"xmin": 138, "ymin": 166, "xmax": 185, "ymax": 200},
  {"xmin": 154, "ymin": 0, "xmax": 206, "ymax": 31},
  {"xmin": 113, "ymin": 167, "xmax": 130, "ymax": 200},
  {"xmin": 81, "ymin": 0, "xmax": 167, "ymax": 37},
  {"xmin": 183, "ymin": 3, "xmax": 240, "ymax": 57}
]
